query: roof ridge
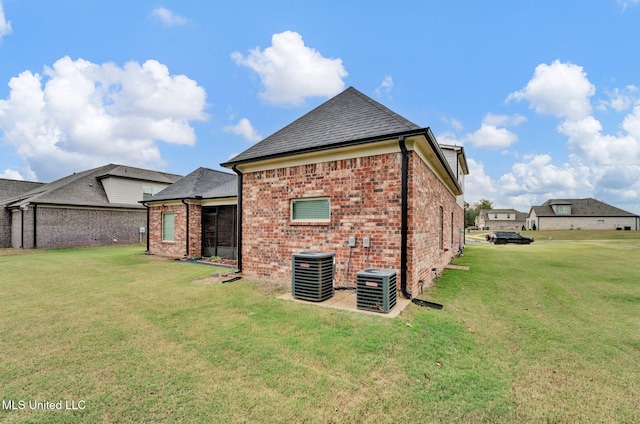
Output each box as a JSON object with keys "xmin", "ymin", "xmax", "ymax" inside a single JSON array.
[{"xmin": 347, "ymin": 86, "xmax": 418, "ymax": 128}]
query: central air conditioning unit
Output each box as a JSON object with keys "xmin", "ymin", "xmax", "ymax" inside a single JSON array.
[
  {"xmin": 356, "ymin": 268, "xmax": 397, "ymax": 313},
  {"xmin": 291, "ymin": 252, "xmax": 335, "ymax": 302}
]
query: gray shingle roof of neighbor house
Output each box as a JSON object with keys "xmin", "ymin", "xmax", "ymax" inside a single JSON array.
[
  {"xmin": 95, "ymin": 164, "xmax": 182, "ymax": 185},
  {"xmin": 221, "ymin": 86, "xmax": 426, "ymax": 166},
  {"xmin": 480, "ymin": 208, "xmax": 529, "ymax": 220},
  {"xmin": 0, "ymin": 179, "xmax": 45, "ymax": 203},
  {"xmin": 4, "ymin": 164, "xmax": 182, "ymax": 209},
  {"xmin": 146, "ymin": 167, "xmax": 237, "ymax": 202},
  {"xmin": 532, "ymin": 198, "xmax": 638, "ymax": 217}
]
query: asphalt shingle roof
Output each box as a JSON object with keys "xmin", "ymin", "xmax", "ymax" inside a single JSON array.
[
  {"xmin": 5, "ymin": 164, "xmax": 182, "ymax": 209},
  {"xmin": 222, "ymin": 86, "xmax": 423, "ymax": 166},
  {"xmin": 0, "ymin": 179, "xmax": 45, "ymax": 203},
  {"xmin": 148, "ymin": 168, "xmax": 237, "ymax": 202}
]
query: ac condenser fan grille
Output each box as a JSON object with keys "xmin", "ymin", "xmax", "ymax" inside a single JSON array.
[
  {"xmin": 356, "ymin": 268, "xmax": 397, "ymax": 313},
  {"xmin": 291, "ymin": 252, "xmax": 335, "ymax": 302}
]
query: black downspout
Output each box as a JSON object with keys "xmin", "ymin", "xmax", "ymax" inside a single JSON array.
[
  {"xmin": 182, "ymin": 199, "xmax": 189, "ymax": 257},
  {"xmin": 33, "ymin": 204, "xmax": 37, "ymax": 249},
  {"xmin": 20, "ymin": 208, "xmax": 24, "ymax": 248},
  {"xmin": 143, "ymin": 203, "xmax": 150, "ymax": 252},
  {"xmin": 398, "ymin": 137, "xmax": 411, "ymax": 299},
  {"xmin": 231, "ymin": 165, "xmax": 243, "ymax": 271}
]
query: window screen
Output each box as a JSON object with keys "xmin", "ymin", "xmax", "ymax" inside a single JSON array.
[
  {"xmin": 162, "ymin": 213, "xmax": 175, "ymax": 241},
  {"xmin": 291, "ymin": 198, "xmax": 330, "ymax": 221}
]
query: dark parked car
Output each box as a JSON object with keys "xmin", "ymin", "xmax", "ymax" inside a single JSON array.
[{"xmin": 486, "ymin": 231, "xmax": 534, "ymax": 245}]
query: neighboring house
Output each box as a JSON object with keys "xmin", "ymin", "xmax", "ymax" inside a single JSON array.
[
  {"xmin": 528, "ymin": 198, "xmax": 639, "ymax": 230},
  {"xmin": 143, "ymin": 167, "xmax": 238, "ymax": 259},
  {"xmin": 220, "ymin": 86, "xmax": 468, "ymax": 297},
  {"xmin": 476, "ymin": 208, "xmax": 528, "ymax": 230},
  {"xmin": 2, "ymin": 164, "xmax": 181, "ymax": 249},
  {"xmin": 0, "ymin": 179, "xmax": 45, "ymax": 247}
]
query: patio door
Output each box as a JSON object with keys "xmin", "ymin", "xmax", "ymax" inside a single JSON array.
[{"xmin": 202, "ymin": 205, "xmax": 237, "ymax": 259}]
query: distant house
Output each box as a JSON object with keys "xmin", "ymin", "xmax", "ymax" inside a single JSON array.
[
  {"xmin": 220, "ymin": 86, "xmax": 468, "ymax": 296},
  {"xmin": 528, "ymin": 198, "xmax": 639, "ymax": 231},
  {"xmin": 476, "ymin": 208, "xmax": 528, "ymax": 230},
  {"xmin": 0, "ymin": 179, "xmax": 45, "ymax": 247},
  {"xmin": 2, "ymin": 164, "xmax": 181, "ymax": 249},
  {"xmin": 143, "ymin": 167, "xmax": 238, "ymax": 259}
]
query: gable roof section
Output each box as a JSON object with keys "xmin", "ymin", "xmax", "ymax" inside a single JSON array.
[
  {"xmin": 221, "ymin": 86, "xmax": 423, "ymax": 166},
  {"xmin": 5, "ymin": 164, "xmax": 182, "ymax": 209},
  {"xmin": 533, "ymin": 198, "xmax": 638, "ymax": 217},
  {"xmin": 146, "ymin": 167, "xmax": 237, "ymax": 202},
  {"xmin": 96, "ymin": 164, "xmax": 182, "ymax": 184},
  {"xmin": 0, "ymin": 179, "xmax": 45, "ymax": 203}
]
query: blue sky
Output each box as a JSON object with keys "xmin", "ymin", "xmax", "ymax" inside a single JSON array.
[{"xmin": 1, "ymin": 1, "xmax": 640, "ymax": 214}]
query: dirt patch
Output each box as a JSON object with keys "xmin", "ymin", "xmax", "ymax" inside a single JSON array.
[{"xmin": 192, "ymin": 273, "xmax": 241, "ymax": 285}]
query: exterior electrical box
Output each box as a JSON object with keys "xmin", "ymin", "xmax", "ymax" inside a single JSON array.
[
  {"xmin": 291, "ymin": 252, "xmax": 335, "ymax": 302},
  {"xmin": 356, "ymin": 268, "xmax": 397, "ymax": 313}
]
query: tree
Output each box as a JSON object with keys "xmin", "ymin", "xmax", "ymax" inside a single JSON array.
[
  {"xmin": 475, "ymin": 199, "xmax": 494, "ymax": 213},
  {"xmin": 465, "ymin": 199, "xmax": 494, "ymax": 227}
]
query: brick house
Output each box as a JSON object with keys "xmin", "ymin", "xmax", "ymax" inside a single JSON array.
[
  {"xmin": 221, "ymin": 87, "xmax": 468, "ymax": 297},
  {"xmin": 476, "ymin": 208, "xmax": 528, "ymax": 230},
  {"xmin": 0, "ymin": 178, "xmax": 45, "ymax": 247},
  {"xmin": 528, "ymin": 198, "xmax": 639, "ymax": 230},
  {"xmin": 2, "ymin": 164, "xmax": 181, "ymax": 249},
  {"xmin": 143, "ymin": 167, "xmax": 238, "ymax": 258}
]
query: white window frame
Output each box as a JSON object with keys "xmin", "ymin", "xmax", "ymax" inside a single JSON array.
[
  {"xmin": 143, "ymin": 185, "xmax": 153, "ymax": 200},
  {"xmin": 291, "ymin": 197, "xmax": 330, "ymax": 223}
]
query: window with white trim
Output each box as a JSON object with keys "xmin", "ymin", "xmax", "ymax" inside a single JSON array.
[
  {"xmin": 291, "ymin": 198, "xmax": 330, "ymax": 222},
  {"xmin": 162, "ymin": 213, "xmax": 175, "ymax": 241},
  {"xmin": 143, "ymin": 185, "xmax": 153, "ymax": 200}
]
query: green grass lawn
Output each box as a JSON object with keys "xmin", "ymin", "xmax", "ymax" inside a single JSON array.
[{"xmin": 1, "ymin": 236, "xmax": 639, "ymax": 423}]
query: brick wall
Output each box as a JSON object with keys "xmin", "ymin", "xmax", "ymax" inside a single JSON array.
[
  {"xmin": 15, "ymin": 207, "xmax": 146, "ymax": 248},
  {"xmin": 240, "ymin": 151, "xmax": 464, "ymax": 294},
  {"xmin": 407, "ymin": 153, "xmax": 463, "ymax": 292},
  {"xmin": 0, "ymin": 208, "xmax": 12, "ymax": 248},
  {"xmin": 537, "ymin": 216, "xmax": 638, "ymax": 230},
  {"xmin": 241, "ymin": 154, "xmax": 403, "ymax": 287},
  {"xmin": 148, "ymin": 202, "xmax": 203, "ymax": 258}
]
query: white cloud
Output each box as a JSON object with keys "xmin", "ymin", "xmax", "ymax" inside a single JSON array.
[
  {"xmin": 465, "ymin": 113, "xmax": 523, "ymax": 149},
  {"xmin": 466, "ymin": 153, "xmax": 595, "ymax": 212},
  {"xmin": 442, "ymin": 116, "xmax": 464, "ymax": 132},
  {"xmin": 482, "ymin": 113, "xmax": 526, "ymax": 127},
  {"xmin": 0, "ymin": 1, "xmax": 11, "ymax": 41},
  {"xmin": 597, "ymin": 85, "xmax": 638, "ymax": 112},
  {"xmin": 464, "ymin": 60, "xmax": 640, "ymax": 214},
  {"xmin": 467, "ymin": 124, "xmax": 517, "ymax": 149},
  {"xmin": 375, "ymin": 75, "xmax": 393, "ymax": 98},
  {"xmin": 1, "ymin": 169, "xmax": 23, "ymax": 180},
  {"xmin": 0, "ymin": 56, "xmax": 207, "ymax": 181},
  {"xmin": 436, "ymin": 130, "xmax": 464, "ymax": 146},
  {"xmin": 463, "ymin": 158, "xmax": 500, "ymax": 206},
  {"xmin": 224, "ymin": 118, "xmax": 262, "ymax": 143},
  {"xmin": 150, "ymin": 7, "xmax": 188, "ymax": 26},
  {"xmin": 619, "ymin": 0, "xmax": 640, "ymax": 10},
  {"xmin": 507, "ymin": 60, "xmax": 595, "ymax": 121},
  {"xmin": 231, "ymin": 30, "xmax": 348, "ymax": 106}
]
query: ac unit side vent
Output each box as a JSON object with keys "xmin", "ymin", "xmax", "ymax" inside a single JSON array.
[
  {"xmin": 356, "ymin": 268, "xmax": 397, "ymax": 313},
  {"xmin": 292, "ymin": 252, "xmax": 335, "ymax": 302}
]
